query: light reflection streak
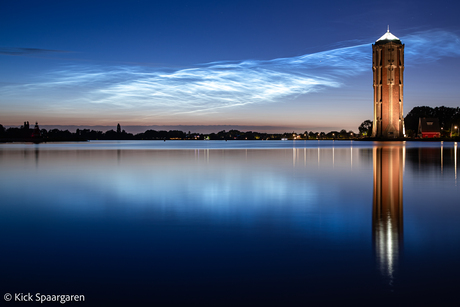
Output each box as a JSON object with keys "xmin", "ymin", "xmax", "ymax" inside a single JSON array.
[
  {"xmin": 403, "ymin": 142, "xmax": 406, "ymax": 175},
  {"xmin": 332, "ymin": 145, "xmax": 335, "ymax": 167},
  {"xmin": 455, "ymin": 142, "xmax": 457, "ymax": 182},
  {"xmin": 441, "ymin": 141, "xmax": 444, "ymax": 174},
  {"xmin": 293, "ymin": 148, "xmax": 296, "ymax": 167},
  {"xmin": 317, "ymin": 147, "xmax": 320, "ymax": 167},
  {"xmin": 351, "ymin": 146, "xmax": 353, "ymax": 169},
  {"xmin": 373, "ymin": 145, "xmax": 404, "ymax": 285},
  {"xmin": 304, "ymin": 148, "xmax": 306, "ymax": 167}
]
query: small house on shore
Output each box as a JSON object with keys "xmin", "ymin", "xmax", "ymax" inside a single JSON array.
[{"xmin": 418, "ymin": 118, "xmax": 441, "ymax": 138}]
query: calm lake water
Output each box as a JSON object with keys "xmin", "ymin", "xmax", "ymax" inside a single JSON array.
[{"xmin": 1, "ymin": 140, "xmax": 459, "ymax": 306}]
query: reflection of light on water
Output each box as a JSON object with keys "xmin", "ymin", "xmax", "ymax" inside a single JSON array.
[
  {"xmin": 332, "ymin": 146, "xmax": 335, "ymax": 167},
  {"xmin": 304, "ymin": 148, "xmax": 306, "ymax": 167},
  {"xmin": 350, "ymin": 147, "xmax": 353, "ymax": 168},
  {"xmin": 318, "ymin": 147, "xmax": 320, "ymax": 166},
  {"xmin": 376, "ymin": 213, "xmax": 399, "ymax": 283},
  {"xmin": 293, "ymin": 148, "xmax": 296, "ymax": 167},
  {"xmin": 403, "ymin": 145, "xmax": 406, "ymax": 175},
  {"xmin": 455, "ymin": 142, "xmax": 457, "ymax": 182},
  {"xmin": 385, "ymin": 217, "xmax": 394, "ymax": 279},
  {"xmin": 373, "ymin": 145, "xmax": 404, "ymax": 286},
  {"xmin": 441, "ymin": 141, "xmax": 444, "ymax": 174}
]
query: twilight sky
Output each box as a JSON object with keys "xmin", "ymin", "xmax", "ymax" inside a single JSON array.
[{"xmin": 1, "ymin": 0, "xmax": 460, "ymax": 133}]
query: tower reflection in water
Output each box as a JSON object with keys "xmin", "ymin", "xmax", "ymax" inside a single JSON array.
[{"xmin": 373, "ymin": 144, "xmax": 404, "ymax": 283}]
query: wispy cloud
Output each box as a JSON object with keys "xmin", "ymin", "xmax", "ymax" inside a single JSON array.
[
  {"xmin": 1, "ymin": 30, "xmax": 460, "ymax": 115},
  {"xmin": 403, "ymin": 30, "xmax": 460, "ymax": 62},
  {"xmin": 0, "ymin": 47, "xmax": 69, "ymax": 56}
]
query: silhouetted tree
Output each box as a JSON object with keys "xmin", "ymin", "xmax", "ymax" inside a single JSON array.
[
  {"xmin": 359, "ymin": 120, "xmax": 373, "ymax": 136},
  {"xmin": 105, "ymin": 130, "xmax": 118, "ymax": 139},
  {"xmin": 47, "ymin": 129, "xmax": 72, "ymax": 139}
]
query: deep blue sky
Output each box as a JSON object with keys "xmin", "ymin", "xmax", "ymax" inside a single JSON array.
[{"xmin": 1, "ymin": 0, "xmax": 460, "ymax": 132}]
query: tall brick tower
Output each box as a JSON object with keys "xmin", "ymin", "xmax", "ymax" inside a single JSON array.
[{"xmin": 372, "ymin": 29, "xmax": 405, "ymax": 138}]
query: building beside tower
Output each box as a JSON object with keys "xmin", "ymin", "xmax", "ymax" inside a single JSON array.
[{"xmin": 372, "ymin": 29, "xmax": 405, "ymax": 138}]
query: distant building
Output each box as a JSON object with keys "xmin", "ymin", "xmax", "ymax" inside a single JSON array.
[
  {"xmin": 418, "ymin": 118, "xmax": 440, "ymax": 138},
  {"xmin": 32, "ymin": 122, "xmax": 41, "ymax": 138},
  {"xmin": 372, "ymin": 28, "xmax": 405, "ymax": 138}
]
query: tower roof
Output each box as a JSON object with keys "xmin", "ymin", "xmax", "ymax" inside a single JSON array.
[{"xmin": 375, "ymin": 29, "xmax": 402, "ymax": 45}]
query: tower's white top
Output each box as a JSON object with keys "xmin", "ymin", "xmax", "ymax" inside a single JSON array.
[{"xmin": 376, "ymin": 29, "xmax": 400, "ymax": 42}]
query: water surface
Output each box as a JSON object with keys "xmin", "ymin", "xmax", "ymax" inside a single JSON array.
[{"xmin": 1, "ymin": 141, "xmax": 459, "ymax": 306}]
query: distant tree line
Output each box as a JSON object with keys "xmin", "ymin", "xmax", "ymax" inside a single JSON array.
[
  {"xmin": 3, "ymin": 106, "xmax": 458, "ymax": 142},
  {"xmin": 0, "ymin": 122, "xmax": 359, "ymax": 141}
]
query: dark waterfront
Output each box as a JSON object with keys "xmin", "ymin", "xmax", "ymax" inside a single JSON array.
[{"xmin": 1, "ymin": 141, "xmax": 459, "ymax": 306}]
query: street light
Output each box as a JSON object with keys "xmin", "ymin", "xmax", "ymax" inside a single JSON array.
[{"xmin": 455, "ymin": 126, "xmax": 459, "ymax": 137}]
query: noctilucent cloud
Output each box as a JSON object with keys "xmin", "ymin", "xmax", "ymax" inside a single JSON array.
[{"xmin": 1, "ymin": 0, "xmax": 460, "ymax": 132}]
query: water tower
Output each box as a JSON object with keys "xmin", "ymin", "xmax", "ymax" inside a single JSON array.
[{"xmin": 372, "ymin": 28, "xmax": 405, "ymax": 138}]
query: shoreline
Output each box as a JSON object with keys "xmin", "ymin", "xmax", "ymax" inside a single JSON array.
[{"xmin": 1, "ymin": 137, "xmax": 459, "ymax": 144}]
